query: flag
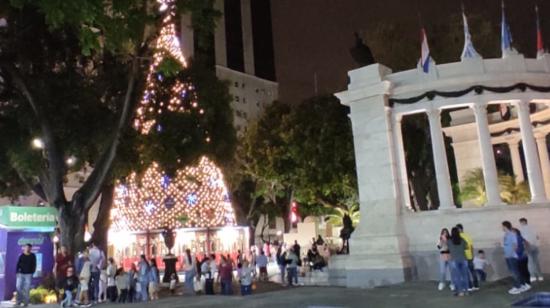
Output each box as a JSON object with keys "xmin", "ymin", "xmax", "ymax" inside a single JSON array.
[
  {"xmin": 536, "ymin": 5, "xmax": 545, "ymax": 58},
  {"xmin": 461, "ymin": 12, "xmax": 481, "ymax": 60},
  {"xmin": 419, "ymin": 28, "xmax": 431, "ymax": 73},
  {"xmin": 501, "ymin": 1, "xmax": 515, "ymax": 57}
]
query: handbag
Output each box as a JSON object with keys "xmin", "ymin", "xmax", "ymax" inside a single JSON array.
[{"xmin": 193, "ymin": 279, "xmax": 203, "ymax": 292}]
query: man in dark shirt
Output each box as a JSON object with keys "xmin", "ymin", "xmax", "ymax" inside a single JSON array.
[{"xmin": 16, "ymin": 243, "xmax": 36, "ymax": 307}]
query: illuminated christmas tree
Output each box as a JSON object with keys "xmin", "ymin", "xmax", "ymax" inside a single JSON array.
[
  {"xmin": 111, "ymin": 156, "xmax": 236, "ymax": 232},
  {"xmin": 134, "ymin": 0, "xmax": 205, "ymax": 136}
]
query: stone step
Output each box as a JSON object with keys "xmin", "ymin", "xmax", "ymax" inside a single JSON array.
[{"xmin": 298, "ymin": 270, "xmax": 330, "ymax": 286}]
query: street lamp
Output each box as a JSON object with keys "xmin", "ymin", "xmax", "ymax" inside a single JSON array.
[
  {"xmin": 66, "ymin": 156, "xmax": 77, "ymax": 166},
  {"xmin": 31, "ymin": 138, "xmax": 44, "ymax": 150}
]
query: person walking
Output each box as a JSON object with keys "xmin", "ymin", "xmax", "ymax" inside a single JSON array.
[
  {"xmin": 183, "ymin": 249, "xmax": 196, "ymax": 294},
  {"xmin": 59, "ymin": 266, "xmax": 79, "ymax": 308},
  {"xmin": 519, "ymin": 218, "xmax": 544, "ymax": 282},
  {"xmin": 138, "ymin": 255, "xmax": 150, "ymax": 301},
  {"xmin": 448, "ymin": 227, "xmax": 470, "ymax": 297},
  {"xmin": 456, "ymin": 224, "xmax": 479, "ymax": 291},
  {"xmin": 502, "ymin": 221, "xmax": 522, "ymax": 295},
  {"xmin": 16, "ymin": 244, "xmax": 36, "ymax": 307},
  {"xmin": 437, "ymin": 228, "xmax": 452, "ymax": 291},
  {"xmin": 88, "ymin": 243, "xmax": 105, "ymax": 303}
]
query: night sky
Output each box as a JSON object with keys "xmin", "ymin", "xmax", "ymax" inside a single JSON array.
[{"xmin": 270, "ymin": 0, "xmax": 550, "ymax": 104}]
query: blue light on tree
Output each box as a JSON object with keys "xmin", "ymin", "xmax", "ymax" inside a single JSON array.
[
  {"xmin": 186, "ymin": 193, "xmax": 198, "ymax": 206},
  {"xmin": 145, "ymin": 199, "xmax": 155, "ymax": 214},
  {"xmin": 161, "ymin": 175, "xmax": 170, "ymax": 189}
]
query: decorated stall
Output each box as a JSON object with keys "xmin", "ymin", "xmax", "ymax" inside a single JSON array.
[{"xmin": 109, "ymin": 156, "xmax": 248, "ymax": 281}]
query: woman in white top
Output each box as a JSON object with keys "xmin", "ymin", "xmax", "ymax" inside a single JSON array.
[{"xmin": 182, "ymin": 249, "xmax": 196, "ymax": 293}]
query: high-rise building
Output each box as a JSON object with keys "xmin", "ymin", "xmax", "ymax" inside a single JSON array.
[{"xmin": 179, "ymin": 0, "xmax": 278, "ymax": 134}]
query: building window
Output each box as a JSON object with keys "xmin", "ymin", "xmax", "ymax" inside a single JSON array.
[
  {"xmin": 243, "ymin": 98, "xmax": 246, "ymax": 104},
  {"xmin": 234, "ymin": 81, "xmax": 239, "ymax": 87},
  {"xmin": 242, "ymin": 83, "xmax": 245, "ymax": 89},
  {"xmin": 235, "ymin": 96, "xmax": 239, "ymax": 102}
]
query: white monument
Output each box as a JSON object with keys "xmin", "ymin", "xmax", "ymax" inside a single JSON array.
[{"xmin": 330, "ymin": 54, "xmax": 550, "ymax": 288}]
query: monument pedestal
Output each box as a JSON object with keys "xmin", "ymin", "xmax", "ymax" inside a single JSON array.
[{"xmin": 162, "ymin": 255, "xmax": 179, "ymax": 283}]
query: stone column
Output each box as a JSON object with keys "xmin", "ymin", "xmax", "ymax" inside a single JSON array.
[
  {"xmin": 535, "ymin": 134, "xmax": 550, "ymax": 199},
  {"xmin": 426, "ymin": 108, "xmax": 455, "ymax": 209},
  {"xmin": 392, "ymin": 113, "xmax": 411, "ymax": 210},
  {"xmin": 514, "ymin": 101, "xmax": 547, "ymax": 203},
  {"xmin": 470, "ymin": 103, "xmax": 502, "ymax": 206},
  {"xmin": 508, "ymin": 141, "xmax": 525, "ymax": 183}
]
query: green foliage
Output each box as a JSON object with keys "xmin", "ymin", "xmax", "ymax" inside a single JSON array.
[
  {"xmin": 29, "ymin": 286, "xmax": 56, "ymax": 304},
  {"xmin": 156, "ymin": 56, "xmax": 184, "ymax": 78},
  {"xmin": 234, "ymin": 96, "xmax": 358, "ymax": 229},
  {"xmin": 460, "ymin": 168, "xmax": 531, "ymax": 206},
  {"xmin": 325, "ymin": 203, "xmax": 360, "ymax": 227}
]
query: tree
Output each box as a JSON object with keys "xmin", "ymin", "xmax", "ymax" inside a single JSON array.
[
  {"xmin": 233, "ymin": 96, "xmax": 358, "ymax": 233},
  {"xmin": 0, "ymin": 0, "xmax": 235, "ymax": 253},
  {"xmin": 286, "ymin": 95, "xmax": 357, "ymax": 214}
]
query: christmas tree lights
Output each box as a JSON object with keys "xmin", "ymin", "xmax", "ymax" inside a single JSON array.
[
  {"xmin": 111, "ymin": 156, "xmax": 236, "ymax": 232},
  {"xmin": 134, "ymin": 0, "xmax": 204, "ymax": 134}
]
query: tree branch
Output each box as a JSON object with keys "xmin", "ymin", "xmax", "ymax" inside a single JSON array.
[
  {"xmin": 77, "ymin": 56, "xmax": 140, "ymax": 211},
  {"xmin": 13, "ymin": 167, "xmax": 47, "ymax": 201},
  {"xmin": 3, "ymin": 64, "xmax": 66, "ymax": 207}
]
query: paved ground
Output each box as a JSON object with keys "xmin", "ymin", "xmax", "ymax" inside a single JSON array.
[{"xmin": 29, "ymin": 278, "xmax": 549, "ymax": 308}]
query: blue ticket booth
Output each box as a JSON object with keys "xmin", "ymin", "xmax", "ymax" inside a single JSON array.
[{"xmin": 0, "ymin": 206, "xmax": 56, "ymax": 300}]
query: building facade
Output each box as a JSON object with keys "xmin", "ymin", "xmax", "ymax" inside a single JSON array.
[
  {"xmin": 180, "ymin": 0, "xmax": 279, "ymax": 134},
  {"xmin": 331, "ymin": 54, "xmax": 550, "ymax": 288}
]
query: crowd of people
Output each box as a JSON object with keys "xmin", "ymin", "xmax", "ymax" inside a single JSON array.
[
  {"xmin": 14, "ymin": 237, "xmax": 330, "ymax": 307},
  {"xmin": 436, "ymin": 218, "xmax": 544, "ymax": 297}
]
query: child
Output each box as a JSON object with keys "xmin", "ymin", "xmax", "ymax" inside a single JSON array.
[
  {"xmin": 98, "ymin": 268, "xmax": 107, "ymax": 303},
  {"xmin": 473, "ymin": 249, "xmax": 488, "ymax": 282},
  {"xmin": 239, "ymin": 260, "xmax": 253, "ymax": 296},
  {"xmin": 116, "ymin": 268, "xmax": 129, "ymax": 303},
  {"xmin": 169, "ymin": 273, "xmax": 177, "ymax": 295},
  {"xmin": 78, "ymin": 256, "xmax": 92, "ymax": 307},
  {"xmin": 60, "ymin": 267, "xmax": 79, "ymax": 308}
]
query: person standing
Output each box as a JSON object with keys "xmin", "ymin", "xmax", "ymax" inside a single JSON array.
[
  {"xmin": 218, "ymin": 256, "xmax": 233, "ymax": 295},
  {"xmin": 88, "ymin": 243, "xmax": 105, "ymax": 303},
  {"xmin": 502, "ymin": 221, "xmax": 522, "ymax": 295},
  {"xmin": 448, "ymin": 228, "xmax": 470, "ymax": 297},
  {"xmin": 106, "ymin": 258, "xmax": 117, "ymax": 302},
  {"xmin": 256, "ymin": 250, "xmax": 269, "ymax": 281},
  {"xmin": 148, "ymin": 259, "xmax": 160, "ymax": 300},
  {"xmin": 293, "ymin": 241, "xmax": 301, "ymax": 266},
  {"xmin": 78, "ymin": 255, "xmax": 92, "ymax": 307},
  {"xmin": 138, "ymin": 255, "xmax": 150, "ymax": 301},
  {"xmin": 239, "ymin": 260, "xmax": 253, "ymax": 296},
  {"xmin": 286, "ymin": 247, "xmax": 299, "ymax": 287},
  {"xmin": 514, "ymin": 228, "xmax": 532, "ymax": 292},
  {"xmin": 519, "ymin": 218, "xmax": 544, "ymax": 282},
  {"xmin": 437, "ymin": 228, "xmax": 452, "ymax": 291},
  {"xmin": 456, "ymin": 224, "xmax": 479, "ymax": 291},
  {"xmin": 16, "ymin": 244, "xmax": 36, "ymax": 307},
  {"xmin": 182, "ymin": 249, "xmax": 196, "ymax": 294},
  {"xmin": 127, "ymin": 263, "xmax": 137, "ymax": 302},
  {"xmin": 276, "ymin": 246, "xmax": 287, "ymax": 285},
  {"xmin": 54, "ymin": 246, "xmax": 72, "ymax": 296},
  {"xmin": 115, "ymin": 268, "xmax": 129, "ymax": 303}
]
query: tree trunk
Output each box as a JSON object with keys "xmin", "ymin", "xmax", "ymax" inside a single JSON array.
[
  {"xmin": 57, "ymin": 201, "xmax": 87, "ymax": 255},
  {"xmin": 91, "ymin": 184, "xmax": 115, "ymax": 254}
]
